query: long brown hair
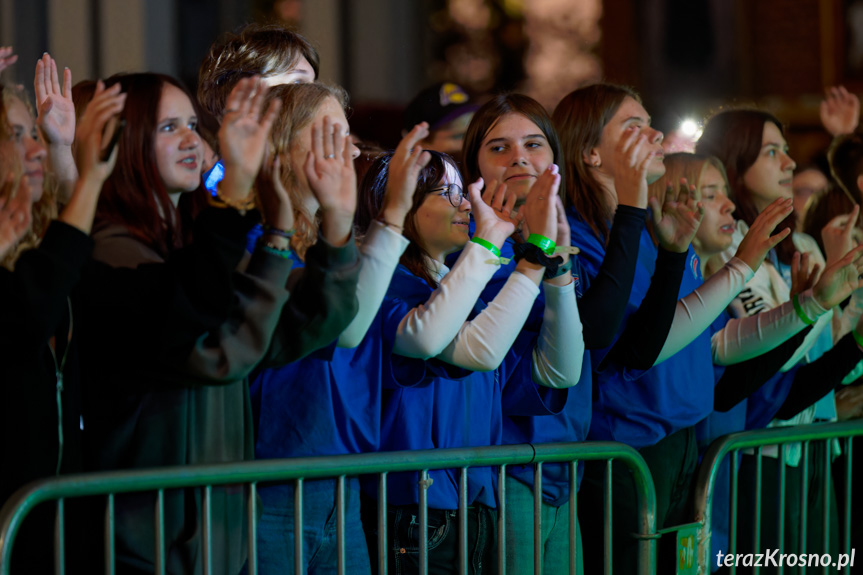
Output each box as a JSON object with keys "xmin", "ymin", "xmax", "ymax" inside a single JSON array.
[
  {"xmin": 96, "ymin": 73, "xmax": 197, "ymax": 258},
  {"xmin": 552, "ymin": 83, "xmax": 640, "ymax": 245},
  {"xmin": 356, "ymin": 150, "xmax": 459, "ymax": 289},
  {"xmin": 263, "ymin": 82, "xmax": 349, "ymax": 260},
  {"xmin": 0, "ymin": 84, "xmax": 58, "ymax": 269},
  {"xmin": 462, "ymin": 93, "xmax": 563, "ymax": 194},
  {"xmin": 696, "ymin": 108, "xmax": 797, "ymax": 264}
]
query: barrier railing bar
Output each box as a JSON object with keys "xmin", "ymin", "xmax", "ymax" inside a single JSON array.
[
  {"xmin": 753, "ymin": 448, "xmax": 762, "ymax": 575},
  {"xmin": 801, "ymin": 441, "xmax": 809, "ymax": 573},
  {"xmin": 104, "ymin": 493, "xmax": 114, "ymax": 575},
  {"xmin": 294, "ymin": 478, "xmax": 303, "ymax": 575},
  {"xmin": 377, "ymin": 472, "xmax": 388, "ymax": 575},
  {"xmin": 604, "ymin": 459, "xmax": 612, "ymax": 575},
  {"xmin": 419, "ymin": 469, "xmax": 429, "ymax": 575},
  {"xmin": 569, "ymin": 461, "xmax": 577, "ymax": 575},
  {"xmin": 693, "ymin": 421, "xmax": 863, "ymax": 572},
  {"xmin": 778, "ymin": 447, "xmax": 786, "ymax": 575},
  {"xmin": 0, "ymin": 442, "xmax": 654, "ymax": 575},
  {"xmin": 844, "ymin": 438, "xmax": 852, "ymax": 575},
  {"xmin": 203, "ymin": 485, "xmax": 212, "ymax": 575},
  {"xmin": 336, "ymin": 475, "xmax": 346, "ymax": 575},
  {"xmin": 823, "ymin": 441, "xmax": 831, "ymax": 575},
  {"xmin": 247, "ymin": 482, "xmax": 258, "ymax": 575},
  {"xmin": 54, "ymin": 498, "xmax": 64, "ymax": 575},
  {"xmin": 534, "ymin": 462, "xmax": 543, "ymax": 575},
  {"xmin": 730, "ymin": 451, "xmax": 738, "ymax": 575},
  {"xmin": 498, "ymin": 465, "xmax": 507, "ymax": 575},
  {"xmin": 155, "ymin": 489, "xmax": 165, "ymax": 575},
  {"xmin": 458, "ymin": 467, "xmax": 467, "ymax": 575}
]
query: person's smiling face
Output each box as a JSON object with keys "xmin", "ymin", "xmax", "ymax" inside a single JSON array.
[
  {"xmin": 476, "ymin": 112, "xmax": 554, "ymax": 202},
  {"xmin": 414, "ymin": 162, "xmax": 471, "ymax": 262}
]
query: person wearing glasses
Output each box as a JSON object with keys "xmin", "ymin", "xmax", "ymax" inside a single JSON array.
[{"xmin": 354, "ymin": 147, "xmax": 583, "ymax": 574}]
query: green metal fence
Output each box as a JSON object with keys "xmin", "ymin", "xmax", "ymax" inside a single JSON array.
[
  {"xmin": 691, "ymin": 421, "xmax": 863, "ymax": 575},
  {"xmin": 0, "ymin": 441, "xmax": 658, "ymax": 575}
]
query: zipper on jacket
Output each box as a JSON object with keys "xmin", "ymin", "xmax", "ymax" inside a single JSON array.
[{"xmin": 48, "ymin": 298, "xmax": 73, "ymax": 476}]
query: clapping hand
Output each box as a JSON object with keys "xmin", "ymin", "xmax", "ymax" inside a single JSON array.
[
  {"xmin": 0, "ymin": 46, "xmax": 17, "ymax": 74},
  {"xmin": 813, "ymin": 244, "xmax": 863, "ymax": 309},
  {"xmin": 649, "ymin": 178, "xmax": 704, "ymax": 253},
  {"xmin": 218, "ymin": 77, "xmax": 282, "ymax": 200},
  {"xmin": 613, "ymin": 131, "xmax": 652, "ymax": 209},
  {"xmin": 379, "ymin": 122, "xmax": 432, "ymax": 230},
  {"xmin": 256, "ymin": 151, "xmax": 293, "ymax": 233},
  {"xmin": 470, "ymin": 178, "xmax": 520, "ymax": 248},
  {"xmin": 789, "ymin": 251, "xmax": 821, "ymax": 298},
  {"xmin": 821, "ymin": 204, "xmax": 860, "ymax": 267},
  {"xmin": 74, "ymin": 80, "xmax": 126, "ymax": 183},
  {"xmin": 34, "ymin": 53, "xmax": 76, "ymax": 148},
  {"xmin": 304, "ymin": 116, "xmax": 357, "ymax": 246},
  {"xmin": 820, "ymin": 86, "xmax": 860, "ymax": 137},
  {"xmin": 734, "ymin": 198, "xmax": 793, "ymax": 271}
]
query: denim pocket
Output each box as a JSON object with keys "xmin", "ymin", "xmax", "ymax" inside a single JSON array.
[{"xmin": 392, "ymin": 507, "xmax": 454, "ymax": 553}]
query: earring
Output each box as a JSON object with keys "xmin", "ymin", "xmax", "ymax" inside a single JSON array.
[{"xmin": 593, "ymin": 160, "xmax": 601, "ymax": 167}]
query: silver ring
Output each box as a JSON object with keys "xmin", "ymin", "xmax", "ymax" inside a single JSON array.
[{"xmin": 325, "ymin": 154, "xmax": 335, "ymax": 159}]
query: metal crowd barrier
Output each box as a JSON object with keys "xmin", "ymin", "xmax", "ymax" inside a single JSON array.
[
  {"xmin": 0, "ymin": 441, "xmax": 657, "ymax": 575},
  {"xmin": 690, "ymin": 421, "xmax": 863, "ymax": 575}
]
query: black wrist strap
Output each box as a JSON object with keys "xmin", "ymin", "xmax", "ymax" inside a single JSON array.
[{"xmin": 513, "ymin": 242, "xmax": 564, "ymax": 278}]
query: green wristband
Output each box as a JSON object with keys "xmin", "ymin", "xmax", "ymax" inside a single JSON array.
[
  {"xmin": 852, "ymin": 329, "xmax": 863, "ymax": 349},
  {"xmin": 792, "ymin": 293, "xmax": 815, "ymax": 325},
  {"xmin": 527, "ymin": 233, "xmax": 556, "ymax": 255},
  {"xmin": 471, "ymin": 237, "xmax": 501, "ymax": 258},
  {"xmin": 261, "ymin": 244, "xmax": 293, "ymax": 260}
]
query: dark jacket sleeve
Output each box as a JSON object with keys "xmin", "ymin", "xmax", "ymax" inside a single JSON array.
[
  {"xmin": 713, "ymin": 327, "xmax": 812, "ymax": 412},
  {"xmin": 600, "ymin": 247, "xmax": 688, "ymax": 370},
  {"xmin": 579, "ymin": 205, "xmax": 646, "ymax": 349},
  {"xmin": 260, "ymin": 233, "xmax": 361, "ymax": 367},
  {"xmin": 0, "ymin": 221, "xmax": 92, "ymax": 347},
  {"xmin": 775, "ymin": 333, "xmax": 863, "ymax": 420}
]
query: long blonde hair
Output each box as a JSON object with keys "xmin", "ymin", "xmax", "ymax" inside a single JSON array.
[
  {"xmin": 1, "ymin": 85, "xmax": 57, "ymax": 269},
  {"xmin": 263, "ymin": 82, "xmax": 349, "ymax": 260}
]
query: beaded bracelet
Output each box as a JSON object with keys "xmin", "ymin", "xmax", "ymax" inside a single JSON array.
[
  {"xmin": 470, "ymin": 237, "xmax": 501, "ymax": 258},
  {"xmin": 262, "ymin": 225, "xmax": 296, "ymax": 239},
  {"xmin": 527, "ymin": 233, "xmax": 556, "ymax": 255},
  {"xmin": 259, "ymin": 240, "xmax": 292, "ymax": 260},
  {"xmin": 208, "ymin": 183, "xmax": 257, "ymax": 215},
  {"xmin": 791, "ymin": 294, "xmax": 816, "ymax": 325}
]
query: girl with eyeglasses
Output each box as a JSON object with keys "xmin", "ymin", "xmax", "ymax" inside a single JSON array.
[{"xmin": 355, "ymin": 146, "xmax": 583, "ymax": 574}]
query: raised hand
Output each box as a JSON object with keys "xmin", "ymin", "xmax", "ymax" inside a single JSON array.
[
  {"xmin": 218, "ymin": 77, "xmax": 282, "ymax": 200},
  {"xmin": 379, "ymin": 122, "xmax": 431, "ymax": 230},
  {"xmin": 256, "ymin": 152, "xmax": 294, "ymax": 232},
  {"xmin": 0, "ymin": 176, "xmax": 31, "ymax": 259},
  {"xmin": 34, "ymin": 53, "xmax": 76, "ymax": 147},
  {"xmin": 519, "ymin": 164, "xmax": 561, "ymax": 243},
  {"xmin": 304, "ymin": 115, "xmax": 357, "ymax": 246},
  {"xmin": 613, "ymin": 131, "xmax": 652, "ymax": 209},
  {"xmin": 466, "ymin": 178, "xmax": 515, "ymax": 247},
  {"xmin": 820, "ymin": 86, "xmax": 860, "ymax": 137},
  {"xmin": 649, "ymin": 178, "xmax": 704, "ymax": 253},
  {"xmin": 734, "ymin": 197, "xmax": 793, "ymax": 271},
  {"xmin": 821, "ymin": 204, "xmax": 860, "ymax": 267},
  {"xmin": 74, "ymin": 80, "xmax": 126, "ymax": 183},
  {"xmin": 789, "ymin": 251, "xmax": 821, "ymax": 298},
  {"xmin": 813, "ymin": 244, "xmax": 863, "ymax": 309},
  {"xmin": 0, "ymin": 46, "xmax": 17, "ymax": 74}
]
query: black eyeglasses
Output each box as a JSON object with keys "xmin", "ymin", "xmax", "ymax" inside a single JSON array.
[{"xmin": 428, "ymin": 184, "xmax": 468, "ymax": 208}]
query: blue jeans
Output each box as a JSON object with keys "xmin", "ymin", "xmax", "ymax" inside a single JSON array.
[
  {"xmin": 504, "ymin": 475, "xmax": 584, "ymax": 574},
  {"xmin": 254, "ymin": 478, "xmax": 370, "ymax": 575},
  {"xmin": 362, "ymin": 500, "xmax": 498, "ymax": 575}
]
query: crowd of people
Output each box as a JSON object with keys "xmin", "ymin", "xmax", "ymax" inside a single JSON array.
[{"xmin": 1, "ymin": 21, "xmax": 863, "ymax": 575}]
